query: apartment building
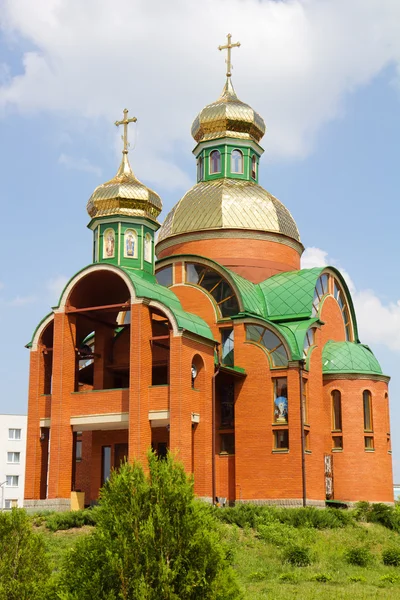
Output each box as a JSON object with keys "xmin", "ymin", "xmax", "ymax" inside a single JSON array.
[{"xmin": 0, "ymin": 414, "xmax": 27, "ymax": 509}]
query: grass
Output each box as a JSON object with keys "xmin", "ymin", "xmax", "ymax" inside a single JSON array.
[{"xmin": 35, "ymin": 505, "xmax": 400, "ymax": 599}]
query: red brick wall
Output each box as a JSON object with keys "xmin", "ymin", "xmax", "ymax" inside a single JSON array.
[{"xmin": 157, "ymin": 237, "xmax": 301, "ymax": 283}]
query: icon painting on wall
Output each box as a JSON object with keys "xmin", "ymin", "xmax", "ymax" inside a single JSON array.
[
  {"xmin": 103, "ymin": 228, "xmax": 115, "ymax": 258},
  {"xmin": 125, "ymin": 229, "xmax": 137, "ymax": 258}
]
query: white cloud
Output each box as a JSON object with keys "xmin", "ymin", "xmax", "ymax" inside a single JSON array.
[
  {"xmin": 46, "ymin": 275, "xmax": 68, "ymax": 303},
  {"xmin": 301, "ymin": 247, "xmax": 400, "ymax": 351},
  {"xmin": 0, "ymin": 0, "xmax": 400, "ymax": 193},
  {"xmin": 58, "ymin": 153, "xmax": 101, "ymax": 177}
]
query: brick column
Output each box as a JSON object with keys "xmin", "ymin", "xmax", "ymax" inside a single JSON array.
[
  {"xmin": 128, "ymin": 303, "xmax": 152, "ymax": 462},
  {"xmin": 24, "ymin": 350, "xmax": 42, "ymax": 500},
  {"xmin": 169, "ymin": 335, "xmax": 193, "ymax": 473},
  {"xmin": 47, "ymin": 312, "xmax": 76, "ymax": 500}
]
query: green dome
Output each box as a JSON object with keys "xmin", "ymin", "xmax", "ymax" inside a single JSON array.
[{"xmin": 322, "ymin": 341, "xmax": 382, "ymax": 376}]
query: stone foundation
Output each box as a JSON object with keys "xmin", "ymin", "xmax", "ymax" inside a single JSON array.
[{"xmin": 24, "ymin": 498, "xmax": 71, "ymax": 513}]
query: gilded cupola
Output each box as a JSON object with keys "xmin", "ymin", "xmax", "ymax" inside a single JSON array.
[
  {"xmin": 87, "ymin": 110, "xmax": 162, "ymax": 224},
  {"xmin": 191, "ymin": 77, "xmax": 266, "ymax": 145}
]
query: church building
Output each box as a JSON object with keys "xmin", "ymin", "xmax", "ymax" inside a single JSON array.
[{"xmin": 24, "ymin": 36, "xmax": 393, "ymax": 510}]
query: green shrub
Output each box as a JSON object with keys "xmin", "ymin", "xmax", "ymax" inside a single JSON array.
[
  {"xmin": 257, "ymin": 522, "xmax": 315, "ymax": 547},
  {"xmin": 353, "ymin": 501, "xmax": 371, "ymax": 522},
  {"xmin": 275, "ymin": 506, "xmax": 352, "ymax": 529},
  {"xmin": 311, "ymin": 573, "xmax": 333, "ymax": 582},
  {"xmin": 379, "ymin": 574, "xmax": 399, "ymax": 584},
  {"xmin": 382, "ymin": 547, "xmax": 400, "ymax": 566},
  {"xmin": 0, "ymin": 509, "xmax": 53, "ymax": 600},
  {"xmin": 348, "ymin": 575, "xmax": 366, "ymax": 583},
  {"xmin": 249, "ymin": 571, "xmax": 268, "ymax": 581},
  {"xmin": 283, "ymin": 545, "xmax": 313, "ymax": 567},
  {"xmin": 45, "ymin": 508, "xmax": 97, "ymax": 532},
  {"xmin": 353, "ymin": 502, "xmax": 400, "ymax": 532},
  {"xmin": 59, "ymin": 452, "xmax": 242, "ymax": 600},
  {"xmin": 278, "ymin": 572, "xmax": 298, "ymax": 583},
  {"xmin": 344, "ymin": 546, "xmax": 373, "ymax": 567}
]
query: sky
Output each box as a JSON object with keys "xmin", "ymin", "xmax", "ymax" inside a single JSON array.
[{"xmin": 0, "ymin": 0, "xmax": 400, "ymax": 478}]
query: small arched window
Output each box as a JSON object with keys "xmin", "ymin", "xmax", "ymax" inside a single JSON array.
[
  {"xmin": 363, "ymin": 390, "xmax": 373, "ymax": 432},
  {"xmin": 209, "ymin": 150, "xmax": 221, "ymax": 174},
  {"xmin": 331, "ymin": 390, "xmax": 342, "ymax": 431},
  {"xmin": 231, "ymin": 149, "xmax": 243, "ymax": 174},
  {"xmin": 144, "ymin": 233, "xmax": 152, "ymax": 263},
  {"xmin": 186, "ymin": 262, "xmax": 239, "ymax": 317},
  {"xmin": 251, "ymin": 155, "xmax": 257, "ymax": 179},
  {"xmin": 197, "ymin": 156, "xmax": 204, "ymax": 181}
]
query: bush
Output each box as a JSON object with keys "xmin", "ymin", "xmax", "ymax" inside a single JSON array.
[
  {"xmin": 59, "ymin": 452, "xmax": 242, "ymax": 600},
  {"xmin": 278, "ymin": 572, "xmax": 297, "ymax": 583},
  {"xmin": 283, "ymin": 545, "xmax": 313, "ymax": 567},
  {"xmin": 344, "ymin": 546, "xmax": 373, "ymax": 567},
  {"xmin": 382, "ymin": 547, "xmax": 400, "ymax": 566},
  {"xmin": 353, "ymin": 502, "xmax": 400, "ymax": 532},
  {"xmin": 311, "ymin": 573, "xmax": 333, "ymax": 583},
  {"xmin": 257, "ymin": 522, "xmax": 316, "ymax": 547},
  {"xmin": 348, "ymin": 575, "xmax": 366, "ymax": 583},
  {"xmin": 379, "ymin": 574, "xmax": 399, "ymax": 584},
  {"xmin": 45, "ymin": 508, "xmax": 97, "ymax": 532},
  {"xmin": 0, "ymin": 509, "xmax": 53, "ymax": 600}
]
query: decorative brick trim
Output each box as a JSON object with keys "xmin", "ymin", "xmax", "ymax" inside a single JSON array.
[{"xmin": 323, "ymin": 373, "xmax": 390, "ymax": 383}]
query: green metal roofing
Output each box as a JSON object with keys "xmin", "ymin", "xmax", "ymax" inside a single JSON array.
[
  {"xmin": 259, "ymin": 267, "xmax": 324, "ymax": 320},
  {"xmin": 322, "ymin": 341, "xmax": 383, "ymax": 376},
  {"xmin": 28, "ymin": 264, "xmax": 215, "ymax": 346},
  {"xmin": 224, "ymin": 267, "xmax": 266, "ymax": 318}
]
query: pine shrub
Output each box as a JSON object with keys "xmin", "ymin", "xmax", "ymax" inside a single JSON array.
[
  {"xmin": 0, "ymin": 509, "xmax": 52, "ymax": 600},
  {"xmin": 344, "ymin": 546, "xmax": 373, "ymax": 567},
  {"xmin": 382, "ymin": 547, "xmax": 400, "ymax": 566},
  {"xmin": 59, "ymin": 452, "xmax": 242, "ymax": 600},
  {"xmin": 283, "ymin": 544, "xmax": 313, "ymax": 567}
]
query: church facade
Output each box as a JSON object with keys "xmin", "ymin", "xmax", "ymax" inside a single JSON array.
[{"xmin": 24, "ymin": 39, "xmax": 393, "ymax": 510}]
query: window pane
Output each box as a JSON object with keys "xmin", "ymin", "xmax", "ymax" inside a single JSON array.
[
  {"xmin": 364, "ymin": 436, "xmax": 374, "ymax": 449},
  {"xmin": 251, "ymin": 155, "xmax": 257, "ymax": 179},
  {"xmin": 363, "ymin": 391, "xmax": 373, "ymax": 431},
  {"xmin": 210, "ymin": 150, "xmax": 221, "ymax": 174},
  {"xmin": 156, "ymin": 266, "xmax": 173, "ymax": 287},
  {"xmin": 220, "ymin": 433, "xmax": 235, "ymax": 454},
  {"xmin": 76, "ymin": 440, "xmax": 82, "ymax": 461},
  {"xmin": 332, "ymin": 436, "xmax": 343, "ymax": 449},
  {"xmin": 274, "ymin": 430, "xmax": 289, "ymax": 449},
  {"xmin": 246, "ymin": 325, "xmax": 263, "ymax": 342},
  {"xmin": 221, "ymin": 328, "xmax": 234, "ymax": 367},
  {"xmin": 186, "ymin": 263, "xmax": 204, "ymax": 284},
  {"xmin": 332, "ymin": 390, "xmax": 342, "ymax": 431},
  {"xmin": 231, "ymin": 149, "xmax": 243, "ymax": 174},
  {"xmin": 197, "ymin": 156, "xmax": 204, "ymax": 180},
  {"xmin": 271, "ymin": 348, "xmax": 289, "ymax": 368},
  {"xmin": 274, "ymin": 377, "xmax": 288, "ymax": 423},
  {"xmin": 102, "ymin": 446, "xmax": 111, "ymax": 486},
  {"xmin": 262, "ymin": 329, "xmax": 282, "ymax": 351},
  {"xmin": 220, "ymin": 382, "xmax": 235, "ymax": 428}
]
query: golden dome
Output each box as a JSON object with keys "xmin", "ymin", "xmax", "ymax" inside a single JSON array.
[
  {"xmin": 87, "ymin": 153, "xmax": 162, "ymax": 223},
  {"xmin": 191, "ymin": 78, "xmax": 266, "ymax": 144},
  {"xmin": 157, "ymin": 179, "xmax": 300, "ymax": 244}
]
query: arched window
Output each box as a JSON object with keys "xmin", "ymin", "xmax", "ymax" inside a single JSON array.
[
  {"xmin": 332, "ymin": 390, "xmax": 342, "ymax": 431},
  {"xmin": 144, "ymin": 233, "xmax": 152, "ymax": 263},
  {"xmin": 185, "ymin": 263, "xmax": 239, "ymax": 317},
  {"xmin": 245, "ymin": 324, "xmax": 289, "ymax": 368},
  {"xmin": 363, "ymin": 390, "xmax": 373, "ymax": 432},
  {"xmin": 312, "ymin": 272, "xmax": 353, "ymax": 341},
  {"xmin": 231, "ymin": 149, "xmax": 243, "ymax": 174},
  {"xmin": 209, "ymin": 150, "xmax": 221, "ymax": 174},
  {"xmin": 251, "ymin": 155, "xmax": 257, "ymax": 179},
  {"xmin": 197, "ymin": 156, "xmax": 204, "ymax": 181}
]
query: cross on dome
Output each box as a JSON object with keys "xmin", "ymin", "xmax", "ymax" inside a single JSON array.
[
  {"xmin": 115, "ymin": 108, "xmax": 137, "ymax": 154},
  {"xmin": 218, "ymin": 33, "xmax": 241, "ymax": 78}
]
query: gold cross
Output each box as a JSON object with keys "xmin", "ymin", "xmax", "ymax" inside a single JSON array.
[
  {"xmin": 115, "ymin": 108, "xmax": 137, "ymax": 154},
  {"xmin": 218, "ymin": 33, "xmax": 241, "ymax": 77}
]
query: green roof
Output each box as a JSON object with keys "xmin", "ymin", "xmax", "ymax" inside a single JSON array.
[
  {"xmin": 259, "ymin": 268, "xmax": 324, "ymax": 320},
  {"xmin": 28, "ymin": 264, "xmax": 215, "ymax": 347},
  {"xmin": 322, "ymin": 341, "xmax": 383, "ymax": 376}
]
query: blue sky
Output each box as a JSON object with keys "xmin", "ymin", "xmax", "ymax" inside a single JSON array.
[{"xmin": 1, "ymin": 0, "xmax": 400, "ymax": 479}]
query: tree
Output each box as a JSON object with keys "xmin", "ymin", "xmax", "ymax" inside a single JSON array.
[
  {"xmin": 0, "ymin": 508, "xmax": 52, "ymax": 600},
  {"xmin": 60, "ymin": 452, "xmax": 241, "ymax": 599}
]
